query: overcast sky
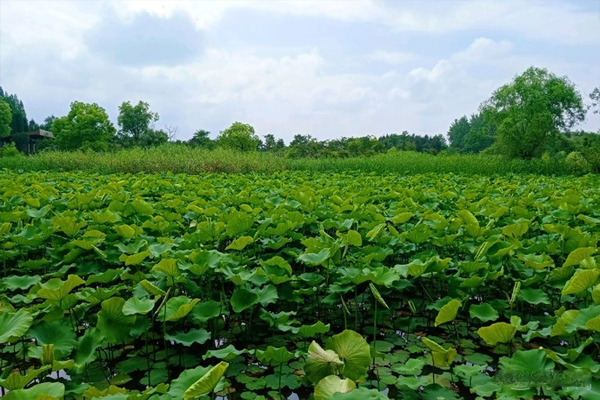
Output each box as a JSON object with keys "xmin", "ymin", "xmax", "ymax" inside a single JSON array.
[{"xmin": 1, "ymin": 0, "xmax": 599, "ymax": 142}]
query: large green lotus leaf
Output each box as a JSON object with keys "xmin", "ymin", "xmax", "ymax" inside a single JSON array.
[
  {"xmin": 421, "ymin": 337, "xmax": 457, "ymax": 368},
  {"xmin": 369, "ymin": 266, "xmax": 400, "ymax": 287},
  {"xmin": 225, "ymin": 211, "xmax": 253, "ymax": 236},
  {"xmin": 256, "ymin": 346, "xmax": 295, "ymax": 365},
  {"xmin": 502, "ymin": 222, "xmax": 529, "ymax": 239},
  {"xmin": 190, "ymin": 300, "xmax": 222, "ymax": 324},
  {"xmin": 168, "ymin": 366, "xmax": 216, "ymax": 397},
  {"xmin": 120, "ymin": 251, "xmax": 151, "ymax": 266},
  {"xmin": 225, "ymin": 236, "xmax": 254, "ymax": 251},
  {"xmin": 86, "ymin": 269, "xmax": 122, "ymax": 285},
  {"xmin": 131, "ymin": 198, "xmax": 154, "ymax": 215},
  {"xmin": 477, "ymin": 322, "xmax": 517, "ymax": 345},
  {"xmin": 203, "ymin": 344, "xmax": 248, "ymax": 361},
  {"xmin": 392, "ymin": 358, "xmax": 426, "ymax": 375},
  {"xmin": 563, "ymin": 380, "xmax": 600, "ymax": 400},
  {"xmin": 2, "ymin": 275, "xmax": 41, "ymax": 291},
  {"xmin": 3, "ymin": 382, "xmax": 64, "ymax": 400},
  {"xmin": 329, "ymin": 330, "xmax": 371, "ymax": 381},
  {"xmin": 161, "ymin": 296, "xmax": 200, "ymax": 322},
  {"xmin": 298, "ymin": 248, "xmax": 331, "ymax": 266},
  {"xmin": 457, "ymin": 210, "xmax": 478, "ymax": 226},
  {"xmin": 434, "ymin": 299, "xmax": 461, "ymax": 327},
  {"xmin": 421, "ymin": 384, "xmax": 460, "ymax": 400},
  {"xmin": 314, "ymin": 375, "xmax": 356, "ymax": 400},
  {"xmin": 28, "ymin": 320, "xmax": 76, "ymax": 359},
  {"xmin": 183, "ymin": 361, "xmax": 229, "ymax": 399},
  {"xmin": 296, "ymin": 321, "xmax": 331, "ymax": 338},
  {"xmin": 36, "ymin": 275, "xmax": 85, "ymax": 302},
  {"xmin": 115, "ymin": 224, "xmax": 136, "ymax": 239},
  {"xmin": 166, "ymin": 328, "xmax": 211, "ymax": 346},
  {"xmin": 122, "ymin": 297, "xmax": 155, "ymax": 316},
  {"xmin": 551, "ymin": 310, "xmax": 580, "ymax": 336},
  {"xmin": 255, "ymin": 284, "xmax": 279, "ymax": 306},
  {"xmin": 0, "ymin": 366, "xmax": 50, "ymax": 390},
  {"xmin": 96, "ymin": 297, "xmax": 136, "ymax": 344},
  {"xmin": 518, "ymin": 288, "xmax": 550, "ymax": 305},
  {"xmin": 73, "ymin": 328, "xmax": 104, "ymax": 369},
  {"xmin": 230, "ymin": 288, "xmax": 260, "ymax": 313},
  {"xmin": 469, "ymin": 303, "xmax": 499, "ymax": 322},
  {"xmin": 593, "ymin": 284, "xmax": 600, "ymax": 304},
  {"xmin": 499, "ymin": 349, "xmax": 554, "ymax": 372},
  {"xmin": 585, "ymin": 316, "xmax": 600, "ymax": 332},
  {"xmin": 260, "ymin": 256, "xmax": 293, "ymax": 275},
  {"xmin": 151, "ymin": 258, "xmax": 180, "ymax": 278},
  {"xmin": 53, "ymin": 215, "xmax": 85, "ymax": 237},
  {"xmin": 0, "ymin": 309, "xmax": 33, "ymax": 342},
  {"xmin": 563, "ymin": 247, "xmax": 597, "ymax": 268},
  {"xmin": 562, "ymin": 270, "xmax": 600, "ymax": 295},
  {"xmin": 391, "ymin": 212, "xmax": 413, "ymax": 224},
  {"xmin": 304, "ymin": 341, "xmax": 344, "ymax": 384},
  {"xmin": 139, "ymin": 279, "xmax": 166, "ymax": 296},
  {"xmin": 343, "ymin": 230, "xmax": 362, "ymax": 247}
]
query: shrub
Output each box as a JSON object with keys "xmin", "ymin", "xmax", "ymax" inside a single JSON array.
[
  {"xmin": 0, "ymin": 142, "xmax": 22, "ymax": 158},
  {"xmin": 565, "ymin": 151, "xmax": 589, "ymax": 174}
]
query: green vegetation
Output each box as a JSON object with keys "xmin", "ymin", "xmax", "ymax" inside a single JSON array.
[
  {"xmin": 2, "ymin": 66, "xmax": 600, "ymax": 173},
  {"xmin": 0, "ymin": 144, "xmax": 582, "ymax": 175},
  {"xmin": 480, "ymin": 67, "xmax": 586, "ymax": 159},
  {"xmin": 1, "ymin": 170, "xmax": 599, "ymax": 399},
  {"xmin": 51, "ymin": 101, "xmax": 116, "ymax": 152},
  {"xmin": 0, "ymin": 98, "xmax": 12, "ymax": 139}
]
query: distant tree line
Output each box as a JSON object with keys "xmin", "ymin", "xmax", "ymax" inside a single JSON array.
[
  {"xmin": 0, "ymin": 87, "xmax": 449, "ymax": 158},
  {"xmin": 1, "ymin": 66, "xmax": 599, "ymax": 172}
]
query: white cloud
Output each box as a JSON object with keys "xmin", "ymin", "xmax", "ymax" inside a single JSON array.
[
  {"xmin": 1, "ymin": 0, "xmax": 599, "ymax": 141},
  {"xmin": 368, "ymin": 51, "xmax": 416, "ymax": 65}
]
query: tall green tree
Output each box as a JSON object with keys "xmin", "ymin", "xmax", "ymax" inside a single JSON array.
[
  {"xmin": 480, "ymin": 67, "xmax": 585, "ymax": 159},
  {"xmin": 51, "ymin": 101, "xmax": 116, "ymax": 151},
  {"xmin": 41, "ymin": 115, "xmax": 57, "ymax": 131},
  {"xmin": 0, "ymin": 87, "xmax": 28, "ymax": 134},
  {"xmin": 590, "ymin": 87, "xmax": 600, "ymax": 133},
  {"xmin": 117, "ymin": 101, "xmax": 159, "ymax": 146},
  {"xmin": 217, "ymin": 122, "xmax": 260, "ymax": 151},
  {"xmin": 189, "ymin": 129, "xmax": 214, "ymax": 149},
  {"xmin": 448, "ymin": 113, "xmax": 495, "ymax": 153},
  {"xmin": 0, "ymin": 98, "xmax": 12, "ymax": 138}
]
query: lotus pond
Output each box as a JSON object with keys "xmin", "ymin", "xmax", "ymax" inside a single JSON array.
[{"xmin": 1, "ymin": 170, "xmax": 599, "ymax": 399}]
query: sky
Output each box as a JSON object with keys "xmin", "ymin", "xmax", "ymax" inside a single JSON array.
[{"xmin": 1, "ymin": 0, "xmax": 599, "ymax": 142}]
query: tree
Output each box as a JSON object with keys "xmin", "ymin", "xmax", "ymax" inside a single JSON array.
[
  {"xmin": 480, "ymin": 67, "xmax": 585, "ymax": 159},
  {"xmin": 139, "ymin": 129, "xmax": 169, "ymax": 148},
  {"xmin": 117, "ymin": 101, "xmax": 159, "ymax": 146},
  {"xmin": 217, "ymin": 122, "xmax": 260, "ymax": 151},
  {"xmin": 189, "ymin": 129, "xmax": 214, "ymax": 148},
  {"xmin": 0, "ymin": 87, "xmax": 28, "ymax": 134},
  {"xmin": 28, "ymin": 119, "xmax": 38, "ymax": 131},
  {"xmin": 447, "ymin": 116, "xmax": 470, "ymax": 150},
  {"xmin": 0, "ymin": 98, "xmax": 12, "ymax": 138},
  {"xmin": 262, "ymin": 134, "xmax": 286, "ymax": 152},
  {"xmin": 51, "ymin": 101, "xmax": 116, "ymax": 151},
  {"xmin": 590, "ymin": 87, "xmax": 600, "ymax": 133},
  {"xmin": 40, "ymin": 115, "xmax": 57, "ymax": 131}
]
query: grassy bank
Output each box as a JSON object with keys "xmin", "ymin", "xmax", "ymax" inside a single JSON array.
[{"xmin": 0, "ymin": 144, "xmax": 574, "ymax": 175}]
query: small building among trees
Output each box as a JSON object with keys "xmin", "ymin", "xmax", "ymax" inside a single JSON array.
[{"xmin": 25, "ymin": 129, "xmax": 54, "ymax": 153}]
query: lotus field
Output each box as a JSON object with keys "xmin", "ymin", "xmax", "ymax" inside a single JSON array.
[{"xmin": 1, "ymin": 170, "xmax": 600, "ymax": 400}]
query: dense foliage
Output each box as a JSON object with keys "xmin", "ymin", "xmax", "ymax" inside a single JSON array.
[
  {"xmin": 50, "ymin": 102, "xmax": 116, "ymax": 152},
  {"xmin": 480, "ymin": 67, "xmax": 586, "ymax": 159},
  {"xmin": 1, "ymin": 170, "xmax": 599, "ymax": 399},
  {"xmin": 0, "ymin": 145, "xmax": 581, "ymax": 175}
]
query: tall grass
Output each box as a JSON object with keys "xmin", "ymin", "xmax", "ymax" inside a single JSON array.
[{"xmin": 0, "ymin": 144, "xmax": 574, "ymax": 175}]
